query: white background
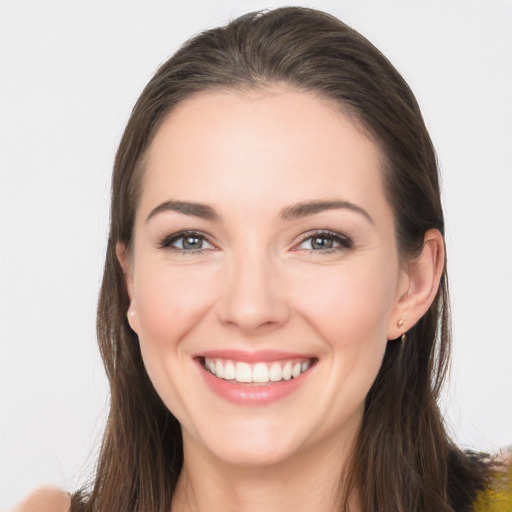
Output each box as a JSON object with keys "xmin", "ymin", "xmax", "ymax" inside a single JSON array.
[{"xmin": 1, "ymin": 1, "xmax": 511, "ymax": 510}]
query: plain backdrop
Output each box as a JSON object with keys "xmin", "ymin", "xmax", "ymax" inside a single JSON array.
[{"xmin": 1, "ymin": 1, "xmax": 511, "ymax": 509}]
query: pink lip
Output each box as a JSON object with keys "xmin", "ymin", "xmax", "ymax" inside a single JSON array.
[
  {"xmin": 194, "ymin": 349, "xmax": 316, "ymax": 363},
  {"xmin": 194, "ymin": 355, "xmax": 316, "ymax": 406}
]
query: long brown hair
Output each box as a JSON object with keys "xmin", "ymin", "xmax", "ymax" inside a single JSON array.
[{"xmin": 71, "ymin": 7, "xmax": 488, "ymax": 511}]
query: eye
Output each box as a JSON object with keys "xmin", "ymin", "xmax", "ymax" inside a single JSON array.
[
  {"xmin": 295, "ymin": 230, "xmax": 353, "ymax": 252},
  {"xmin": 158, "ymin": 231, "xmax": 215, "ymax": 253}
]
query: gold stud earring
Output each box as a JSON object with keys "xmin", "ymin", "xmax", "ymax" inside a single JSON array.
[{"xmin": 397, "ymin": 319, "xmax": 406, "ymax": 342}]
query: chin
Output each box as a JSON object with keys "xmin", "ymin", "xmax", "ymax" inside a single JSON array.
[
  {"xmin": 207, "ymin": 438, "xmax": 306, "ymax": 469},
  {"xmin": 184, "ymin": 415, "xmax": 312, "ymax": 468}
]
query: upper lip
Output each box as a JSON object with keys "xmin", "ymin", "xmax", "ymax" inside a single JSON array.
[{"xmin": 193, "ymin": 349, "xmax": 317, "ymax": 363}]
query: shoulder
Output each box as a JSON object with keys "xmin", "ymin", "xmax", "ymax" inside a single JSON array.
[{"xmin": 15, "ymin": 487, "xmax": 71, "ymax": 512}]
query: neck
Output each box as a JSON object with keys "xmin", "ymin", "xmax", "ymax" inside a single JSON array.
[{"xmin": 171, "ymin": 429, "xmax": 361, "ymax": 512}]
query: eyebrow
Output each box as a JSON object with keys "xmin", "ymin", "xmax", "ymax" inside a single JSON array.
[
  {"xmin": 146, "ymin": 200, "xmax": 220, "ymax": 222},
  {"xmin": 280, "ymin": 200, "xmax": 374, "ymax": 224},
  {"xmin": 146, "ymin": 199, "xmax": 373, "ymax": 224}
]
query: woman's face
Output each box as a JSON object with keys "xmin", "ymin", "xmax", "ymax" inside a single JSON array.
[{"xmin": 123, "ymin": 90, "xmax": 409, "ymax": 467}]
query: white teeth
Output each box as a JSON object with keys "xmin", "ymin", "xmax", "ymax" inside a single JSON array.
[
  {"xmin": 235, "ymin": 362, "xmax": 252, "ymax": 383},
  {"xmin": 269, "ymin": 362, "xmax": 282, "ymax": 382},
  {"xmin": 224, "ymin": 361, "xmax": 236, "ymax": 380},
  {"xmin": 215, "ymin": 360, "xmax": 225, "ymax": 379},
  {"xmin": 204, "ymin": 357, "xmax": 314, "ymax": 383},
  {"xmin": 252, "ymin": 363, "xmax": 269, "ymax": 383},
  {"xmin": 282, "ymin": 362, "xmax": 292, "ymax": 381}
]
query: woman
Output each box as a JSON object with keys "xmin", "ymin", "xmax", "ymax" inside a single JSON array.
[{"xmin": 18, "ymin": 6, "xmax": 503, "ymax": 512}]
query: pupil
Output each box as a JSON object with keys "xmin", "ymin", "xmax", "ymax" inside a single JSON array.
[
  {"xmin": 183, "ymin": 236, "xmax": 202, "ymax": 250},
  {"xmin": 312, "ymin": 237, "xmax": 333, "ymax": 250}
]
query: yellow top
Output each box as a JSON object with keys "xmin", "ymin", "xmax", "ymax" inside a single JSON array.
[{"xmin": 473, "ymin": 461, "xmax": 512, "ymax": 512}]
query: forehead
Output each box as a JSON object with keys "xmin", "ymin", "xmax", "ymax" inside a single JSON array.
[{"xmin": 138, "ymin": 89, "xmax": 388, "ymax": 221}]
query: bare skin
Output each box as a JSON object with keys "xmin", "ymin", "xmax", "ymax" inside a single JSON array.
[
  {"xmin": 16, "ymin": 487, "xmax": 70, "ymax": 512},
  {"xmin": 171, "ymin": 418, "xmax": 358, "ymax": 512}
]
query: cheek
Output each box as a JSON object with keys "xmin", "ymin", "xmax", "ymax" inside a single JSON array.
[
  {"xmin": 132, "ymin": 262, "xmax": 217, "ymax": 348},
  {"xmin": 294, "ymin": 261, "xmax": 398, "ymax": 345},
  {"xmin": 130, "ymin": 263, "xmax": 219, "ymax": 422},
  {"xmin": 292, "ymin": 260, "xmax": 397, "ymax": 408}
]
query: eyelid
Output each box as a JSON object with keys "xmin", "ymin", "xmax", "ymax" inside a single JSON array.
[
  {"xmin": 157, "ymin": 230, "xmax": 216, "ymax": 252},
  {"xmin": 292, "ymin": 229, "xmax": 353, "ymax": 251}
]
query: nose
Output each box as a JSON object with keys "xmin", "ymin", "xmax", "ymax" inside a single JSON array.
[{"xmin": 216, "ymin": 248, "xmax": 290, "ymax": 335}]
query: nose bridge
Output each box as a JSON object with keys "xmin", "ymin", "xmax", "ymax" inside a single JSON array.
[{"xmin": 217, "ymin": 240, "xmax": 289, "ymax": 333}]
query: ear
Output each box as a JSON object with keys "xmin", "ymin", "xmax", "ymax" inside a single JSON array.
[
  {"xmin": 116, "ymin": 242, "xmax": 138, "ymax": 332},
  {"xmin": 387, "ymin": 229, "xmax": 445, "ymax": 340}
]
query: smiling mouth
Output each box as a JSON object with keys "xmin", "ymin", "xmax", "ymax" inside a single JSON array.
[{"xmin": 200, "ymin": 357, "xmax": 317, "ymax": 385}]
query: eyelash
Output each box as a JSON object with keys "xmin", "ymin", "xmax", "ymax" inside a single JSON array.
[
  {"xmin": 294, "ymin": 230, "xmax": 353, "ymax": 253},
  {"xmin": 157, "ymin": 229, "xmax": 353, "ymax": 255},
  {"xmin": 157, "ymin": 230, "xmax": 215, "ymax": 254}
]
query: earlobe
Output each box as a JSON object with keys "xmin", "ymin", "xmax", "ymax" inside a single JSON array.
[
  {"xmin": 126, "ymin": 309, "xmax": 138, "ymax": 332},
  {"xmin": 388, "ymin": 229, "xmax": 445, "ymax": 340}
]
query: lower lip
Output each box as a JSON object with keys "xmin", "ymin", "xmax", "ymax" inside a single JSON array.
[{"xmin": 197, "ymin": 360, "xmax": 314, "ymax": 406}]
